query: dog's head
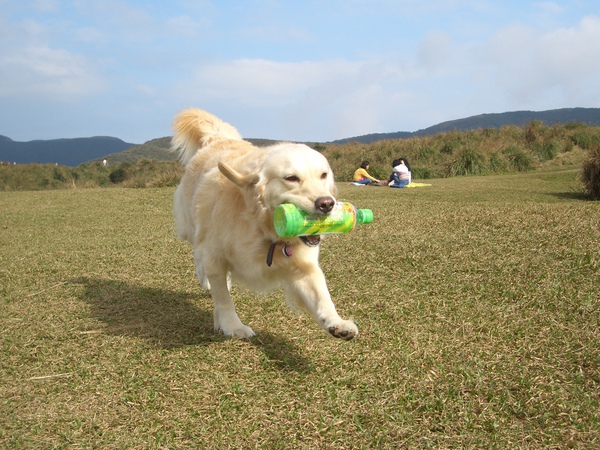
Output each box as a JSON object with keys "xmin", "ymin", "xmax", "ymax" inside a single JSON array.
[{"xmin": 218, "ymin": 143, "xmax": 337, "ymax": 216}]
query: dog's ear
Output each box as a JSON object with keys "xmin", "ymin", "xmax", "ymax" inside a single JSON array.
[{"xmin": 218, "ymin": 161, "xmax": 259, "ymax": 187}]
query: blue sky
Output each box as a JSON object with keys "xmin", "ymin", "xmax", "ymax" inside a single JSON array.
[{"xmin": 1, "ymin": 0, "xmax": 599, "ymax": 143}]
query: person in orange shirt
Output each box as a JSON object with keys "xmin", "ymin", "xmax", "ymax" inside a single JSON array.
[{"xmin": 353, "ymin": 160, "xmax": 380, "ymax": 185}]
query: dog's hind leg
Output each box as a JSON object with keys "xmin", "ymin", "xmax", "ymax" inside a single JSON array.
[
  {"xmin": 195, "ymin": 250, "xmax": 247, "ymax": 337},
  {"xmin": 284, "ymin": 269, "xmax": 358, "ymax": 341},
  {"xmin": 211, "ymin": 281, "xmax": 255, "ymax": 338},
  {"xmin": 206, "ymin": 264, "xmax": 255, "ymax": 339},
  {"xmin": 194, "ymin": 248, "xmax": 232, "ymax": 292},
  {"xmin": 193, "ymin": 247, "xmax": 211, "ymax": 290}
]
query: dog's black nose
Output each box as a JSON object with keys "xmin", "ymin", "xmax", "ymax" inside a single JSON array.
[{"xmin": 315, "ymin": 196, "xmax": 335, "ymax": 214}]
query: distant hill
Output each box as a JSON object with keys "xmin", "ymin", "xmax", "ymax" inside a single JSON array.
[
  {"xmin": 329, "ymin": 107, "xmax": 600, "ymax": 144},
  {"xmin": 0, "ymin": 136, "xmax": 135, "ymax": 166},
  {"xmin": 94, "ymin": 137, "xmax": 283, "ymax": 165},
  {"xmin": 98, "ymin": 137, "xmax": 175, "ymax": 165}
]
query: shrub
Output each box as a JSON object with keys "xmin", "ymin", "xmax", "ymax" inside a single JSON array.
[
  {"xmin": 53, "ymin": 167, "xmax": 68, "ymax": 182},
  {"xmin": 525, "ymin": 120, "xmax": 546, "ymax": 144},
  {"xmin": 52, "ymin": 166, "xmax": 79, "ymax": 183},
  {"xmin": 572, "ymin": 130, "xmax": 599, "ymax": 150},
  {"xmin": 533, "ymin": 141, "xmax": 560, "ymax": 162},
  {"xmin": 564, "ymin": 121, "xmax": 587, "ymax": 130},
  {"xmin": 109, "ymin": 167, "xmax": 129, "ymax": 184},
  {"xmin": 581, "ymin": 146, "xmax": 600, "ymax": 200},
  {"xmin": 504, "ymin": 146, "xmax": 535, "ymax": 172},
  {"xmin": 411, "ymin": 166, "xmax": 441, "ymax": 180},
  {"xmin": 368, "ymin": 164, "xmax": 388, "ymax": 181},
  {"xmin": 146, "ymin": 168, "xmax": 184, "ymax": 188},
  {"xmin": 440, "ymin": 141, "xmax": 457, "ymax": 155},
  {"xmin": 416, "ymin": 146, "xmax": 435, "ymax": 161},
  {"xmin": 488, "ymin": 152, "xmax": 509, "ymax": 173},
  {"xmin": 447, "ymin": 148, "xmax": 487, "ymax": 176},
  {"xmin": 330, "ymin": 150, "xmax": 343, "ymax": 160}
]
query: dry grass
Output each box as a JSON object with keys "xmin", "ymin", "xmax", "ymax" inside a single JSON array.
[
  {"xmin": 322, "ymin": 122, "xmax": 599, "ymax": 181},
  {"xmin": 581, "ymin": 146, "xmax": 600, "ymax": 200},
  {"xmin": 1, "ymin": 171, "xmax": 598, "ymax": 449}
]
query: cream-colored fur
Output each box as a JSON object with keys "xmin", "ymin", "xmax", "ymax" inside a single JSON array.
[{"xmin": 172, "ymin": 108, "xmax": 358, "ymax": 340}]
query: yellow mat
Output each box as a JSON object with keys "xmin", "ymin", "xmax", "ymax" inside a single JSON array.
[{"xmin": 405, "ymin": 182, "xmax": 432, "ymax": 188}]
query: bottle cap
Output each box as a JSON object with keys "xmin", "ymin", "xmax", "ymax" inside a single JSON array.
[
  {"xmin": 356, "ymin": 209, "xmax": 373, "ymax": 224},
  {"xmin": 274, "ymin": 204, "xmax": 302, "ymax": 238}
]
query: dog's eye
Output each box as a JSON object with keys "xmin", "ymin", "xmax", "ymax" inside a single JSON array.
[
  {"xmin": 285, "ymin": 175, "xmax": 300, "ymax": 183},
  {"xmin": 321, "ymin": 172, "xmax": 328, "ymax": 180}
]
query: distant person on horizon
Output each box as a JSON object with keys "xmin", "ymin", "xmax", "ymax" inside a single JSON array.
[
  {"xmin": 353, "ymin": 160, "xmax": 381, "ymax": 185},
  {"xmin": 388, "ymin": 158, "xmax": 412, "ymax": 188}
]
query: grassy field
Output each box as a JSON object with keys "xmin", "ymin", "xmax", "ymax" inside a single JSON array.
[{"xmin": 1, "ymin": 170, "xmax": 598, "ymax": 449}]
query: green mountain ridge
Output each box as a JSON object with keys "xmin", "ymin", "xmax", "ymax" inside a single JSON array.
[
  {"xmin": 0, "ymin": 136, "xmax": 135, "ymax": 166},
  {"xmin": 329, "ymin": 107, "xmax": 600, "ymax": 144}
]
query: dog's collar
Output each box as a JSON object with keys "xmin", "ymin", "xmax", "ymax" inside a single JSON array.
[
  {"xmin": 266, "ymin": 236, "xmax": 321, "ymax": 267},
  {"xmin": 266, "ymin": 241, "xmax": 291, "ymax": 267}
]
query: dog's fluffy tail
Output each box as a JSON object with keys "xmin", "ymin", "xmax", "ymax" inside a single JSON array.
[{"xmin": 171, "ymin": 108, "xmax": 242, "ymax": 166}]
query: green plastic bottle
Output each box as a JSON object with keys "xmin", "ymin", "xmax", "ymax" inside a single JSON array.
[{"xmin": 274, "ymin": 202, "xmax": 373, "ymax": 238}]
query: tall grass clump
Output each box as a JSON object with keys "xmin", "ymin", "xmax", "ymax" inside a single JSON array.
[
  {"xmin": 109, "ymin": 164, "xmax": 131, "ymax": 184},
  {"xmin": 0, "ymin": 160, "xmax": 183, "ymax": 191},
  {"xmin": 410, "ymin": 166, "xmax": 440, "ymax": 179},
  {"xmin": 581, "ymin": 145, "xmax": 600, "ymax": 199},
  {"xmin": 487, "ymin": 151, "xmax": 510, "ymax": 173},
  {"xmin": 572, "ymin": 129, "xmax": 599, "ymax": 150},
  {"xmin": 447, "ymin": 148, "xmax": 487, "ymax": 176},
  {"xmin": 504, "ymin": 146, "xmax": 536, "ymax": 172},
  {"xmin": 0, "ymin": 161, "xmax": 111, "ymax": 190},
  {"xmin": 115, "ymin": 159, "xmax": 184, "ymax": 188},
  {"xmin": 524, "ymin": 120, "xmax": 547, "ymax": 145},
  {"xmin": 532, "ymin": 141, "xmax": 560, "ymax": 162}
]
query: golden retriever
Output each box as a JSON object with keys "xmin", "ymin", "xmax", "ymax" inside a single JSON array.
[{"xmin": 172, "ymin": 108, "xmax": 358, "ymax": 340}]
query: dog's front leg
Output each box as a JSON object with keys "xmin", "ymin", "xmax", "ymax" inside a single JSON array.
[
  {"xmin": 284, "ymin": 268, "xmax": 358, "ymax": 341},
  {"xmin": 206, "ymin": 271, "xmax": 255, "ymax": 339}
]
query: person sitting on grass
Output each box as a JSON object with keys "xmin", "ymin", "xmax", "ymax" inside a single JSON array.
[
  {"xmin": 388, "ymin": 158, "xmax": 412, "ymax": 188},
  {"xmin": 353, "ymin": 160, "xmax": 381, "ymax": 185}
]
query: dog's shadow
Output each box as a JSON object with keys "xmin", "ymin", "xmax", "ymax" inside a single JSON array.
[{"xmin": 71, "ymin": 277, "xmax": 312, "ymax": 372}]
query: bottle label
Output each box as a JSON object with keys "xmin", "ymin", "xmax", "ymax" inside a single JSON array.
[
  {"xmin": 302, "ymin": 203, "xmax": 355, "ymax": 233},
  {"xmin": 274, "ymin": 202, "xmax": 356, "ymax": 237}
]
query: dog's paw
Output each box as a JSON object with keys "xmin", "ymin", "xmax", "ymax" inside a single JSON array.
[
  {"xmin": 219, "ymin": 324, "xmax": 256, "ymax": 339},
  {"xmin": 328, "ymin": 320, "xmax": 358, "ymax": 341}
]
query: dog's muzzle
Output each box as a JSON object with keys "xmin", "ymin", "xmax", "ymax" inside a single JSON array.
[{"xmin": 300, "ymin": 235, "xmax": 321, "ymax": 247}]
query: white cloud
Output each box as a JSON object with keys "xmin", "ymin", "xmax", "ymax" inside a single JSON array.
[
  {"xmin": 73, "ymin": 0, "xmax": 155, "ymax": 41},
  {"xmin": 479, "ymin": 16, "xmax": 600, "ymax": 106},
  {"xmin": 165, "ymin": 15, "xmax": 207, "ymax": 36},
  {"xmin": 540, "ymin": 15, "xmax": 600, "ymax": 69},
  {"xmin": 33, "ymin": 0, "xmax": 60, "ymax": 13},
  {"xmin": 165, "ymin": 11, "xmax": 600, "ymax": 141},
  {"xmin": 534, "ymin": 2, "xmax": 563, "ymax": 15},
  {"xmin": 75, "ymin": 26, "xmax": 108, "ymax": 44},
  {"xmin": 0, "ymin": 46, "xmax": 104, "ymax": 99},
  {"xmin": 417, "ymin": 30, "xmax": 456, "ymax": 72},
  {"xmin": 172, "ymin": 56, "xmax": 426, "ymax": 140},
  {"xmin": 179, "ymin": 58, "xmax": 363, "ymax": 107},
  {"xmin": 237, "ymin": 25, "xmax": 314, "ymax": 43}
]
